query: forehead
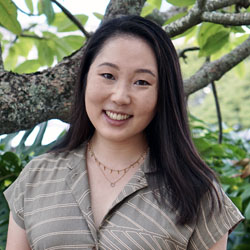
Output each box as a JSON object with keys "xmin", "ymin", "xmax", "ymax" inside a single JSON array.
[{"xmin": 91, "ymin": 35, "xmax": 157, "ymax": 70}]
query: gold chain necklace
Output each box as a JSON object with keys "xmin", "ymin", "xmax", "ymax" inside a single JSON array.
[{"xmin": 87, "ymin": 142, "xmax": 147, "ymax": 187}]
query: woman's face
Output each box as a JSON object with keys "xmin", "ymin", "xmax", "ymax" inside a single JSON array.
[{"xmin": 85, "ymin": 35, "xmax": 158, "ymax": 143}]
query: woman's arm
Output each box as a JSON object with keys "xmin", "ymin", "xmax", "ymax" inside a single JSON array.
[
  {"xmin": 209, "ymin": 233, "xmax": 228, "ymax": 250},
  {"xmin": 6, "ymin": 212, "xmax": 31, "ymax": 250}
]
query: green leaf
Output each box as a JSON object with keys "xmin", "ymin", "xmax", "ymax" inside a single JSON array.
[
  {"xmin": 0, "ymin": 0, "xmax": 22, "ymax": 35},
  {"xmin": 240, "ymin": 185, "xmax": 250, "ymax": 201},
  {"xmin": 14, "ymin": 60, "xmax": 41, "ymax": 73},
  {"xmin": 15, "ymin": 37, "xmax": 34, "ymax": 58},
  {"xmin": 41, "ymin": 0, "xmax": 55, "ymax": 24},
  {"xmin": 232, "ymin": 34, "xmax": 249, "ymax": 47},
  {"xmin": 35, "ymin": 39, "xmax": 54, "ymax": 66},
  {"xmin": 164, "ymin": 12, "xmax": 187, "ymax": 25},
  {"xmin": 62, "ymin": 35, "xmax": 85, "ymax": 51},
  {"xmin": 52, "ymin": 12, "xmax": 88, "ymax": 32},
  {"xmin": 0, "ymin": 193, "xmax": 9, "ymax": 249},
  {"xmin": 172, "ymin": 26, "xmax": 195, "ymax": 40},
  {"xmin": 197, "ymin": 23, "xmax": 230, "ymax": 56},
  {"xmin": 184, "ymin": 25, "xmax": 197, "ymax": 43},
  {"xmin": 0, "ymin": 132, "xmax": 19, "ymax": 152},
  {"xmin": 199, "ymin": 31, "xmax": 229, "ymax": 56},
  {"xmin": 244, "ymin": 202, "xmax": 250, "ymax": 219},
  {"xmin": 229, "ymin": 196, "xmax": 242, "ymax": 211},
  {"xmin": 166, "ymin": 0, "xmax": 195, "ymax": 7},
  {"xmin": 4, "ymin": 46, "xmax": 18, "ymax": 70},
  {"xmin": 220, "ymin": 176, "xmax": 242, "ymax": 186},
  {"xmin": 93, "ymin": 12, "xmax": 103, "ymax": 20},
  {"xmin": 231, "ymin": 26, "xmax": 245, "ymax": 33},
  {"xmin": 141, "ymin": 4, "xmax": 155, "ymax": 17},
  {"xmin": 198, "ymin": 23, "xmax": 224, "ymax": 48},
  {"xmin": 37, "ymin": 0, "xmax": 42, "ymax": 15},
  {"xmin": 147, "ymin": 0, "xmax": 162, "ymax": 9},
  {"xmin": 3, "ymin": 37, "xmax": 33, "ymax": 70},
  {"xmin": 193, "ymin": 137, "xmax": 211, "ymax": 153},
  {"xmin": 43, "ymin": 31, "xmax": 74, "ymax": 61},
  {"xmin": 2, "ymin": 152, "xmax": 21, "ymax": 169},
  {"xmin": 234, "ymin": 62, "xmax": 246, "ymax": 79},
  {"xmin": 25, "ymin": 0, "xmax": 33, "ymax": 14}
]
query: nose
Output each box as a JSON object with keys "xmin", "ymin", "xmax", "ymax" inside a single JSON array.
[{"xmin": 110, "ymin": 81, "xmax": 131, "ymax": 105}]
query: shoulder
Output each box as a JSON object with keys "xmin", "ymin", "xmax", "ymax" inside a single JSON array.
[
  {"xmin": 188, "ymin": 183, "xmax": 244, "ymax": 249},
  {"xmin": 12, "ymin": 144, "xmax": 87, "ymax": 188},
  {"xmin": 25, "ymin": 145, "xmax": 86, "ymax": 172}
]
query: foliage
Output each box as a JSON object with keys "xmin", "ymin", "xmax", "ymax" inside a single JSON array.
[
  {"xmin": 190, "ymin": 115, "xmax": 250, "ymax": 250},
  {"xmin": 0, "ymin": 118, "xmax": 249, "ymax": 249},
  {"xmin": 188, "ymin": 57, "xmax": 250, "ymax": 129},
  {"xmin": 0, "ymin": 0, "xmax": 250, "ymax": 249},
  {"xmin": 0, "ymin": 0, "xmax": 249, "ymax": 76},
  {"xmin": 0, "ymin": 121, "xmax": 64, "ymax": 249},
  {"xmin": 0, "ymin": 0, "xmax": 87, "ymax": 73}
]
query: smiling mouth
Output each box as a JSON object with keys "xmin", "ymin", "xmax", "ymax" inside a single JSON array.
[{"xmin": 105, "ymin": 110, "xmax": 132, "ymax": 121}]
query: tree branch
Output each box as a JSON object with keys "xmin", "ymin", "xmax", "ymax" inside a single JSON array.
[
  {"xmin": 184, "ymin": 35, "xmax": 250, "ymax": 95},
  {"xmin": 178, "ymin": 47, "xmax": 200, "ymax": 63},
  {"xmin": 103, "ymin": 0, "xmax": 146, "ymax": 21},
  {"xmin": 14, "ymin": 2, "xmax": 39, "ymax": 16},
  {"xmin": 50, "ymin": 0, "xmax": 90, "ymax": 38},
  {"xmin": 205, "ymin": 0, "xmax": 248, "ymax": 11},
  {"xmin": 20, "ymin": 34, "xmax": 46, "ymax": 40},
  {"xmin": 197, "ymin": 0, "xmax": 207, "ymax": 10},
  {"xmin": 0, "ymin": 47, "xmax": 84, "ymax": 134},
  {"xmin": 1, "ymin": 0, "xmax": 250, "ymax": 135},
  {"xmin": 205, "ymin": 56, "xmax": 223, "ymax": 144},
  {"xmin": 0, "ymin": 43, "xmax": 4, "ymax": 72},
  {"xmin": 165, "ymin": 0, "xmax": 250, "ymax": 37},
  {"xmin": 146, "ymin": 6, "xmax": 187, "ymax": 26},
  {"xmin": 202, "ymin": 12, "xmax": 250, "ymax": 25},
  {"xmin": 211, "ymin": 81, "xmax": 223, "ymax": 144},
  {"xmin": 164, "ymin": 0, "xmax": 205, "ymax": 37}
]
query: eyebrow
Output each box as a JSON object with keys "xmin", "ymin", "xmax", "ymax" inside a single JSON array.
[{"xmin": 98, "ymin": 62, "xmax": 156, "ymax": 78}]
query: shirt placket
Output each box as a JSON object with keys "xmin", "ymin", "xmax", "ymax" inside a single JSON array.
[{"xmin": 66, "ymin": 159, "xmax": 99, "ymax": 249}]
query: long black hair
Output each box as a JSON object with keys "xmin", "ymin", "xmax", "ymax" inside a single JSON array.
[{"xmin": 52, "ymin": 15, "xmax": 220, "ymax": 225}]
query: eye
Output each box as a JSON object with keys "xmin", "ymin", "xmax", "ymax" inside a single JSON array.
[
  {"xmin": 101, "ymin": 73, "xmax": 115, "ymax": 80},
  {"xmin": 134, "ymin": 80, "xmax": 150, "ymax": 86}
]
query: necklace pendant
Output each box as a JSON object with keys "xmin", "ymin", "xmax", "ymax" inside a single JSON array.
[{"xmin": 111, "ymin": 183, "xmax": 115, "ymax": 187}]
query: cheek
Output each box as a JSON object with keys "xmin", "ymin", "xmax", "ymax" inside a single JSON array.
[
  {"xmin": 85, "ymin": 78, "xmax": 103, "ymax": 106},
  {"xmin": 145, "ymin": 90, "xmax": 158, "ymax": 114},
  {"xmin": 137, "ymin": 93, "xmax": 157, "ymax": 121}
]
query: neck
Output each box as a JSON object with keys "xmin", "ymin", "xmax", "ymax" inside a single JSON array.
[{"xmin": 89, "ymin": 133, "xmax": 148, "ymax": 170}]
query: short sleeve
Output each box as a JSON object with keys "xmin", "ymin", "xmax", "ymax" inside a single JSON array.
[
  {"xmin": 4, "ymin": 163, "xmax": 30, "ymax": 229},
  {"xmin": 187, "ymin": 186, "xmax": 244, "ymax": 250}
]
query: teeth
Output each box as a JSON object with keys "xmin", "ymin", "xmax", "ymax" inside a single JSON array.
[{"xmin": 106, "ymin": 111, "xmax": 130, "ymax": 120}]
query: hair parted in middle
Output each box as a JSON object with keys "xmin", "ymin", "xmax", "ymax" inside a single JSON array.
[{"xmin": 52, "ymin": 15, "xmax": 220, "ymax": 225}]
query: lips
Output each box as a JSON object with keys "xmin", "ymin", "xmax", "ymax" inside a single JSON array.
[{"xmin": 105, "ymin": 110, "xmax": 132, "ymax": 121}]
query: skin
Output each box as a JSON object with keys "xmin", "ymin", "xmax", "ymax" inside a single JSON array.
[
  {"xmin": 6, "ymin": 35, "xmax": 228, "ymax": 250},
  {"xmin": 85, "ymin": 35, "xmax": 158, "ymax": 228},
  {"xmin": 85, "ymin": 35, "xmax": 158, "ymax": 145},
  {"xmin": 6, "ymin": 212, "xmax": 30, "ymax": 250}
]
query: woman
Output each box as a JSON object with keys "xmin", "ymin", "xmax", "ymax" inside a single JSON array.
[{"xmin": 4, "ymin": 15, "xmax": 243, "ymax": 250}]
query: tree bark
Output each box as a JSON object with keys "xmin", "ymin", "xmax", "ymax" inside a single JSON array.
[
  {"xmin": 1, "ymin": 0, "xmax": 250, "ymax": 134},
  {"xmin": 103, "ymin": 0, "xmax": 146, "ymax": 21},
  {"xmin": 184, "ymin": 35, "xmax": 250, "ymax": 94},
  {"xmin": 0, "ymin": 49, "xmax": 83, "ymax": 134}
]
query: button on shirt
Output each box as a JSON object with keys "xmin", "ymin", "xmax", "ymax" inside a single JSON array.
[{"xmin": 4, "ymin": 144, "xmax": 244, "ymax": 250}]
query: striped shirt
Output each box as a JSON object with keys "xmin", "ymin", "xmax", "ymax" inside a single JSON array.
[{"xmin": 4, "ymin": 143, "xmax": 244, "ymax": 250}]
